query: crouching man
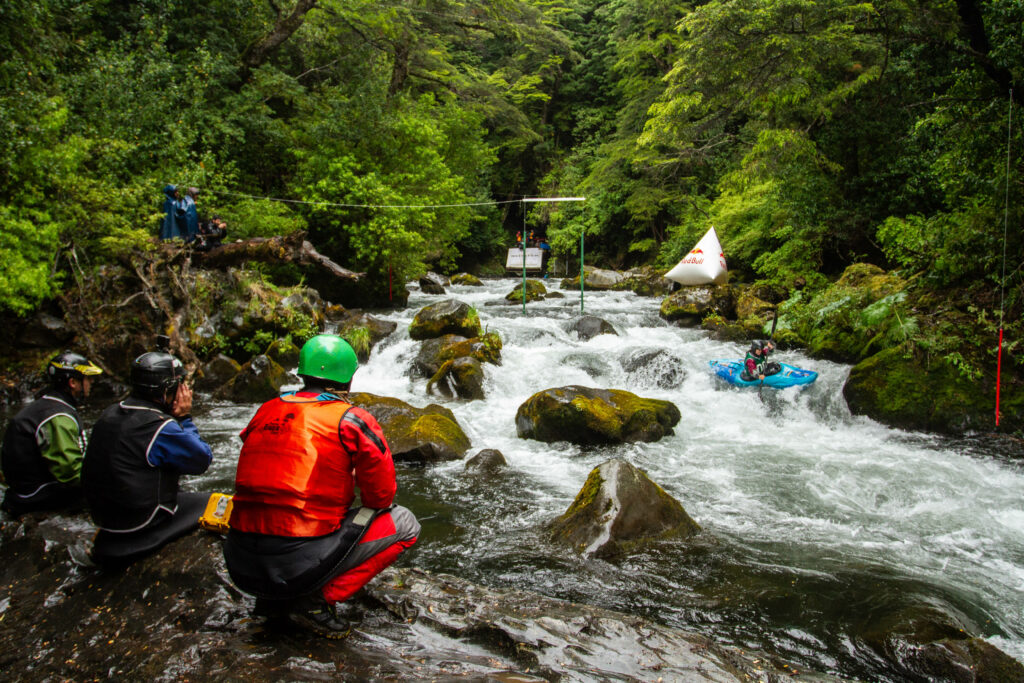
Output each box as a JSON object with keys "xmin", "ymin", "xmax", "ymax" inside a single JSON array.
[{"xmin": 223, "ymin": 334, "xmax": 419, "ymax": 638}]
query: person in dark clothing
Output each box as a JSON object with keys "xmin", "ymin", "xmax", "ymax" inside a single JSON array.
[
  {"xmin": 538, "ymin": 237, "xmax": 552, "ymax": 276},
  {"xmin": 82, "ymin": 350, "xmax": 213, "ymax": 567},
  {"xmin": 160, "ymin": 185, "xmax": 187, "ymax": 240},
  {"xmin": 195, "ymin": 215, "xmax": 228, "ymax": 252},
  {"xmin": 223, "ymin": 334, "xmax": 419, "ymax": 639},
  {"xmin": 741, "ymin": 340, "xmax": 779, "ymax": 382},
  {"xmin": 183, "ymin": 187, "xmax": 200, "ymax": 243},
  {"xmin": 1, "ymin": 352, "xmax": 103, "ymax": 516}
]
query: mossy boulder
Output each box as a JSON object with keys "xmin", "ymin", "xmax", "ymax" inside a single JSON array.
[
  {"xmin": 659, "ymin": 285, "xmax": 735, "ymax": 327},
  {"xmin": 568, "ymin": 315, "xmax": 618, "ymax": 341},
  {"xmin": 196, "ymin": 353, "xmax": 241, "ymax": 391},
  {"xmin": 560, "ymin": 266, "xmax": 625, "ymax": 291},
  {"xmin": 790, "ymin": 263, "xmax": 908, "ymax": 363},
  {"xmin": 213, "ymin": 354, "xmax": 290, "ymax": 403},
  {"xmin": 427, "ymin": 356, "xmax": 485, "ymax": 400},
  {"xmin": 349, "ymin": 392, "xmax": 471, "ymax": 463},
  {"xmin": 505, "ymin": 279, "xmax": 547, "ymax": 303},
  {"xmin": 326, "ymin": 308, "xmax": 398, "ymax": 362},
  {"xmin": 843, "ymin": 346, "xmax": 1023, "ymax": 433},
  {"xmin": 613, "ymin": 266, "xmax": 674, "ymax": 297},
  {"xmin": 412, "ymin": 334, "xmax": 468, "ymax": 378},
  {"xmin": 450, "ymin": 273, "xmax": 483, "ymax": 286},
  {"xmin": 264, "ymin": 338, "xmax": 300, "ymax": 369},
  {"xmin": 549, "ymin": 459, "xmax": 700, "ymax": 558},
  {"xmin": 408, "ymin": 299, "xmax": 482, "ymax": 341},
  {"xmin": 515, "ymin": 386, "xmax": 681, "ymax": 445}
]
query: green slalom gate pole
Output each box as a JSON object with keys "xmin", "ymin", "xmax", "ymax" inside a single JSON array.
[{"xmin": 521, "ymin": 197, "xmax": 585, "ymax": 315}]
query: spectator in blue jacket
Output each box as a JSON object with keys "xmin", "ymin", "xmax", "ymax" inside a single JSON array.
[
  {"xmin": 183, "ymin": 187, "xmax": 200, "ymax": 242},
  {"xmin": 82, "ymin": 350, "xmax": 213, "ymax": 567},
  {"xmin": 160, "ymin": 184, "xmax": 187, "ymax": 240}
]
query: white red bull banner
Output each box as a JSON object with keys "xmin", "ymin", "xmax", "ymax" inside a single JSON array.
[{"xmin": 664, "ymin": 226, "xmax": 728, "ymax": 285}]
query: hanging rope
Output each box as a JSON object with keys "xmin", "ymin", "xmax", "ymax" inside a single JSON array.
[{"xmin": 997, "ymin": 88, "xmax": 1013, "ymax": 427}]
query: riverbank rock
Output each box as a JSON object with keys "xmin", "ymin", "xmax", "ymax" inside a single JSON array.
[
  {"xmin": 843, "ymin": 345, "xmax": 1024, "ymax": 433},
  {"xmin": 408, "ymin": 299, "xmax": 482, "ymax": 341},
  {"xmin": 213, "ymin": 354, "xmax": 291, "ymax": 403},
  {"xmin": 515, "ymin": 385, "xmax": 681, "ymax": 444},
  {"xmin": 614, "ymin": 265, "xmax": 675, "ymax": 297},
  {"xmin": 349, "ymin": 392, "xmax": 470, "ymax": 462},
  {"xmin": 505, "ymin": 278, "xmax": 547, "ymax": 303},
  {"xmin": 660, "ymin": 284, "xmax": 735, "ymax": 326},
  {"xmin": 568, "ymin": 315, "xmax": 618, "ymax": 341},
  {"xmin": 0, "ymin": 514, "xmax": 841, "ymax": 682},
  {"xmin": 549, "ymin": 458, "xmax": 700, "ymax": 557},
  {"xmin": 325, "ymin": 308, "xmax": 397, "ymax": 362},
  {"xmin": 561, "ymin": 266, "xmax": 625, "ymax": 291}
]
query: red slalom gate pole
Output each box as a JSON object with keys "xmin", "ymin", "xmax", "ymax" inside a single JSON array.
[{"xmin": 996, "ymin": 328, "xmax": 1004, "ymax": 426}]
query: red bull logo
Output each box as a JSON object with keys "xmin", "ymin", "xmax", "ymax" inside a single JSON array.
[{"xmin": 690, "ymin": 248, "xmax": 704, "ymax": 255}]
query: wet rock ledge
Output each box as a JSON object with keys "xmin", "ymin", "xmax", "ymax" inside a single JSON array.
[{"xmin": 0, "ymin": 513, "xmax": 840, "ymax": 682}]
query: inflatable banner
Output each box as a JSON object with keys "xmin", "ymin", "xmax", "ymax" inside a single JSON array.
[{"xmin": 664, "ymin": 227, "xmax": 728, "ymax": 285}]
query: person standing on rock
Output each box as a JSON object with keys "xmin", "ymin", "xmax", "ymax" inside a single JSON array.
[
  {"xmin": 1, "ymin": 352, "xmax": 103, "ymax": 516},
  {"xmin": 82, "ymin": 349, "xmax": 213, "ymax": 567},
  {"xmin": 223, "ymin": 334, "xmax": 420, "ymax": 639}
]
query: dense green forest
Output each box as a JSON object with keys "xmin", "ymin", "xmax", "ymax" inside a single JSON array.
[{"xmin": 1, "ymin": 1, "xmax": 1021, "ymax": 372}]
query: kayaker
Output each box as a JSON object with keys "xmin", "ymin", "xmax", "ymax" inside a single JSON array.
[
  {"xmin": 742, "ymin": 340, "xmax": 780, "ymax": 381},
  {"xmin": 82, "ymin": 349, "xmax": 213, "ymax": 567},
  {"xmin": 1, "ymin": 351, "xmax": 103, "ymax": 516},
  {"xmin": 222, "ymin": 334, "xmax": 420, "ymax": 639}
]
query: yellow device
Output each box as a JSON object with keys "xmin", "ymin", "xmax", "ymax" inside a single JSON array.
[{"xmin": 199, "ymin": 492, "xmax": 234, "ymax": 533}]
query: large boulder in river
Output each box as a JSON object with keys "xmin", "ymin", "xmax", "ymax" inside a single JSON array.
[
  {"xmin": 660, "ymin": 284, "xmax": 735, "ymax": 327},
  {"xmin": 427, "ymin": 356, "xmax": 485, "ymax": 400},
  {"xmin": 844, "ymin": 345, "xmax": 1024, "ymax": 434},
  {"xmin": 418, "ymin": 272, "xmax": 448, "ymax": 295},
  {"xmin": 349, "ymin": 392, "xmax": 470, "ymax": 462},
  {"xmin": 549, "ymin": 459, "xmax": 700, "ymax": 558},
  {"xmin": 0, "ymin": 514, "xmax": 840, "ymax": 681},
  {"xmin": 213, "ymin": 354, "xmax": 290, "ymax": 403},
  {"xmin": 613, "ymin": 265, "xmax": 675, "ymax": 297},
  {"xmin": 414, "ymin": 332, "xmax": 502, "ymax": 400},
  {"xmin": 505, "ymin": 278, "xmax": 547, "ymax": 303},
  {"xmin": 568, "ymin": 315, "xmax": 618, "ymax": 341},
  {"xmin": 515, "ymin": 386, "xmax": 680, "ymax": 444},
  {"xmin": 408, "ymin": 299, "xmax": 482, "ymax": 341},
  {"xmin": 561, "ymin": 266, "xmax": 625, "ymax": 291},
  {"xmin": 449, "ymin": 272, "xmax": 483, "ymax": 286}
]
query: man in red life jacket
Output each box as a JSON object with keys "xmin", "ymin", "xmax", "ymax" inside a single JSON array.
[{"xmin": 223, "ymin": 334, "xmax": 419, "ymax": 638}]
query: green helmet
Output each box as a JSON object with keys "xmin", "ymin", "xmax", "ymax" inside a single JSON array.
[{"xmin": 298, "ymin": 334, "xmax": 358, "ymax": 385}]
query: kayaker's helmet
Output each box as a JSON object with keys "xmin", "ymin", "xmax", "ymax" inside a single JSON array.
[
  {"xmin": 47, "ymin": 351, "xmax": 102, "ymax": 388},
  {"xmin": 298, "ymin": 334, "xmax": 358, "ymax": 387},
  {"xmin": 131, "ymin": 351, "xmax": 186, "ymax": 402},
  {"xmin": 750, "ymin": 340, "xmax": 764, "ymax": 353}
]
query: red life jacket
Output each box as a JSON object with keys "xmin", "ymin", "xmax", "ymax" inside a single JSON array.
[{"xmin": 231, "ymin": 393, "xmax": 391, "ymax": 537}]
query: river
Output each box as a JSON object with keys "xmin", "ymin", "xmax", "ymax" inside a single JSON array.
[{"xmin": 190, "ymin": 277, "xmax": 1024, "ymax": 681}]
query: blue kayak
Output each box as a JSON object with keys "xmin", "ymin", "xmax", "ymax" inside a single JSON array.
[{"xmin": 708, "ymin": 359, "xmax": 818, "ymax": 388}]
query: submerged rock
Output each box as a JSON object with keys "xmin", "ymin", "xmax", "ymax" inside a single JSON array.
[
  {"xmin": 464, "ymin": 448, "xmax": 508, "ymax": 473},
  {"xmin": 621, "ymin": 349, "xmax": 686, "ymax": 389},
  {"xmin": 0, "ymin": 514, "xmax": 843, "ymax": 682},
  {"xmin": 515, "ymin": 385, "xmax": 680, "ymax": 445},
  {"xmin": 408, "ymin": 299, "xmax": 482, "ymax": 341},
  {"xmin": 568, "ymin": 315, "xmax": 618, "ymax": 341},
  {"xmin": 549, "ymin": 458, "xmax": 700, "ymax": 557},
  {"xmin": 349, "ymin": 392, "xmax": 470, "ymax": 463},
  {"xmin": 449, "ymin": 272, "xmax": 483, "ymax": 286}
]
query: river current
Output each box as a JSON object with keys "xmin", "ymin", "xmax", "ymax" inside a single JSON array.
[{"xmin": 190, "ymin": 277, "xmax": 1024, "ymax": 681}]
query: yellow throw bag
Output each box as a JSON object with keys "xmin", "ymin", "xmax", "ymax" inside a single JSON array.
[{"xmin": 199, "ymin": 492, "xmax": 233, "ymax": 533}]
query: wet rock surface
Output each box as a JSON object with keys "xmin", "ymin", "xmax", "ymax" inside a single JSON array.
[
  {"xmin": 349, "ymin": 392, "xmax": 471, "ymax": 463},
  {"xmin": 0, "ymin": 513, "xmax": 844, "ymax": 682},
  {"xmin": 408, "ymin": 299, "xmax": 482, "ymax": 341}
]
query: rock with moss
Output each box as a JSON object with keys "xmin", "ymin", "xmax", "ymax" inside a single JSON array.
[
  {"xmin": 213, "ymin": 354, "xmax": 290, "ymax": 403},
  {"xmin": 505, "ymin": 279, "xmax": 547, "ymax": 303},
  {"xmin": 568, "ymin": 315, "xmax": 618, "ymax": 341},
  {"xmin": 450, "ymin": 273, "xmax": 483, "ymax": 286},
  {"xmin": 349, "ymin": 392, "xmax": 471, "ymax": 463},
  {"xmin": 427, "ymin": 356, "xmax": 485, "ymax": 400},
  {"xmin": 196, "ymin": 353, "xmax": 241, "ymax": 391},
  {"xmin": 412, "ymin": 334, "xmax": 468, "ymax": 378},
  {"xmin": 789, "ymin": 263, "xmax": 908, "ymax": 363},
  {"xmin": 843, "ymin": 345, "xmax": 1023, "ymax": 433},
  {"xmin": 560, "ymin": 266, "xmax": 625, "ymax": 291},
  {"xmin": 515, "ymin": 386, "xmax": 680, "ymax": 445},
  {"xmin": 408, "ymin": 299, "xmax": 482, "ymax": 341},
  {"xmin": 326, "ymin": 308, "xmax": 398, "ymax": 362},
  {"xmin": 660, "ymin": 285, "xmax": 735, "ymax": 327},
  {"xmin": 613, "ymin": 266, "xmax": 675, "ymax": 297},
  {"xmin": 264, "ymin": 338, "xmax": 300, "ymax": 369},
  {"xmin": 549, "ymin": 459, "xmax": 700, "ymax": 558}
]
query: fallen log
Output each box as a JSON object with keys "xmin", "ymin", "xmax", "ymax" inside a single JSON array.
[{"xmin": 192, "ymin": 231, "xmax": 363, "ymax": 281}]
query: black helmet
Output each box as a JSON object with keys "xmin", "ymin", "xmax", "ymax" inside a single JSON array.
[
  {"xmin": 47, "ymin": 351, "xmax": 102, "ymax": 386},
  {"xmin": 749, "ymin": 340, "xmax": 763, "ymax": 352},
  {"xmin": 130, "ymin": 351, "xmax": 186, "ymax": 400}
]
